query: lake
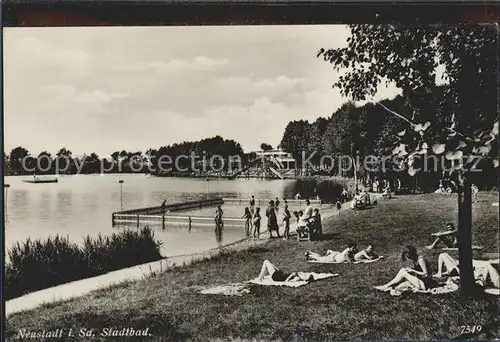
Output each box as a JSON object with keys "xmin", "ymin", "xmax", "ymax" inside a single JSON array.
[{"xmin": 3, "ymin": 174, "xmax": 296, "ymax": 258}]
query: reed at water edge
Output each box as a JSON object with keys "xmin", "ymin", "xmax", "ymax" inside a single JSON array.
[
  {"xmin": 5, "ymin": 226, "xmax": 163, "ymax": 300},
  {"xmin": 284, "ymin": 176, "xmax": 357, "ymax": 203}
]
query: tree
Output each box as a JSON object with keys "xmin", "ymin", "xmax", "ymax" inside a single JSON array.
[
  {"xmin": 56, "ymin": 147, "xmax": 74, "ymax": 174},
  {"xmin": 9, "ymin": 146, "xmax": 30, "ymax": 174},
  {"xmin": 280, "ymin": 120, "xmax": 311, "ymax": 175},
  {"xmin": 37, "ymin": 151, "xmax": 53, "ymax": 174},
  {"xmin": 319, "ymin": 24, "xmax": 498, "ymax": 296},
  {"xmin": 260, "ymin": 143, "xmax": 273, "ymax": 151}
]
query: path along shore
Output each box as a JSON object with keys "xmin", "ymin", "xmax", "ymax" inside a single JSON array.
[{"xmin": 6, "ymin": 194, "xmax": 378, "ymax": 316}]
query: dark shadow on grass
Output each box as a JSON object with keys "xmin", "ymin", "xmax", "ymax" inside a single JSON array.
[
  {"xmin": 356, "ymin": 205, "xmax": 377, "ymax": 211},
  {"xmin": 311, "ymin": 233, "xmax": 341, "ymax": 241}
]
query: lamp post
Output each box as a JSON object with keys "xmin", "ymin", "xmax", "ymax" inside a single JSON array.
[
  {"xmin": 351, "ymin": 143, "xmax": 359, "ymax": 193},
  {"xmin": 4, "ymin": 184, "xmax": 10, "ymax": 220},
  {"xmin": 118, "ymin": 180, "xmax": 124, "ymax": 210}
]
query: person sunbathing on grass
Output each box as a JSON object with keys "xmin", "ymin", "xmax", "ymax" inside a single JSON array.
[
  {"xmin": 354, "ymin": 244, "xmax": 379, "ymax": 261},
  {"xmin": 426, "ymin": 223, "xmax": 458, "ymax": 249},
  {"xmin": 375, "ymin": 245, "xmax": 438, "ymax": 292},
  {"xmin": 432, "ymin": 253, "xmax": 500, "ymax": 289},
  {"xmin": 305, "ymin": 243, "xmax": 357, "ymax": 263},
  {"xmin": 257, "ymin": 260, "xmax": 314, "ymax": 283}
]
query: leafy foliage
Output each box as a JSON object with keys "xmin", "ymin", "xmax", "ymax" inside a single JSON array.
[
  {"xmin": 318, "ymin": 24, "xmax": 498, "ymax": 182},
  {"xmin": 5, "ymin": 226, "xmax": 162, "ymax": 300}
]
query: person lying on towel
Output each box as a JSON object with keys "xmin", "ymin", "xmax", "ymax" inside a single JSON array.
[
  {"xmin": 375, "ymin": 245, "xmax": 438, "ymax": 292},
  {"xmin": 305, "ymin": 243, "xmax": 357, "ymax": 263},
  {"xmin": 354, "ymin": 244, "xmax": 379, "ymax": 261},
  {"xmin": 432, "ymin": 253, "xmax": 499, "ymax": 289},
  {"xmin": 257, "ymin": 260, "xmax": 314, "ymax": 282}
]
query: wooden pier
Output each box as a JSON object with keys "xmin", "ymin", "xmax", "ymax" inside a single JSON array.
[
  {"xmin": 112, "ymin": 197, "xmax": 319, "ymax": 230},
  {"xmin": 112, "ymin": 198, "xmax": 243, "ymax": 230},
  {"xmin": 222, "ymin": 198, "xmax": 322, "ymax": 207}
]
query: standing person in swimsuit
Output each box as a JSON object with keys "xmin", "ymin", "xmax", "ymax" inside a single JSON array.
[
  {"xmin": 266, "ymin": 200, "xmax": 280, "ymax": 238},
  {"xmin": 375, "ymin": 245, "xmax": 438, "ymax": 292},
  {"xmin": 252, "ymin": 207, "xmax": 261, "ymax": 239},
  {"xmin": 241, "ymin": 207, "xmax": 252, "ymax": 237},
  {"xmin": 275, "ymin": 197, "xmax": 280, "ymax": 213},
  {"xmin": 249, "ymin": 196, "xmax": 256, "ymax": 215},
  {"xmin": 214, "ymin": 205, "xmax": 224, "ymax": 231},
  {"xmin": 282, "ymin": 204, "xmax": 292, "ymax": 240}
]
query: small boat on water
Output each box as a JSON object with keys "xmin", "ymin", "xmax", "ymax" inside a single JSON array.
[{"xmin": 23, "ymin": 177, "xmax": 59, "ymax": 184}]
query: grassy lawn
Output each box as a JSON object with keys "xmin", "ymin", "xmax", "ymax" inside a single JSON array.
[{"xmin": 5, "ymin": 193, "xmax": 499, "ymax": 341}]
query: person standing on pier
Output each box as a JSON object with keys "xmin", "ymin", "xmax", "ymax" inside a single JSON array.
[
  {"xmin": 266, "ymin": 200, "xmax": 280, "ymax": 238},
  {"xmin": 161, "ymin": 199, "xmax": 167, "ymax": 213},
  {"xmin": 214, "ymin": 205, "xmax": 224, "ymax": 231}
]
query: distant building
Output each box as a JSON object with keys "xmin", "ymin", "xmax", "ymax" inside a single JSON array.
[{"xmin": 250, "ymin": 148, "xmax": 296, "ymax": 170}]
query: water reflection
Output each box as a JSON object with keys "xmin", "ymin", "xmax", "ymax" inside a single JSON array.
[
  {"xmin": 56, "ymin": 191, "xmax": 72, "ymax": 217},
  {"xmin": 215, "ymin": 225, "xmax": 223, "ymax": 245}
]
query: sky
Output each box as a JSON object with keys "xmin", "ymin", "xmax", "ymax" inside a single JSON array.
[{"xmin": 4, "ymin": 25, "xmax": 401, "ymax": 157}]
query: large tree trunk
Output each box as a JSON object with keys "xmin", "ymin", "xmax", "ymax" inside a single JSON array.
[{"xmin": 457, "ymin": 176, "xmax": 476, "ymax": 296}]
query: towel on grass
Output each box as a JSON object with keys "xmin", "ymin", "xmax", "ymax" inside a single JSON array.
[
  {"xmin": 484, "ymin": 288, "xmax": 500, "ymax": 296},
  {"xmin": 307, "ymin": 256, "xmax": 384, "ymax": 264},
  {"xmin": 247, "ymin": 272, "xmax": 339, "ymax": 287},
  {"xmin": 376, "ymin": 279, "xmax": 459, "ymax": 297},
  {"xmin": 442, "ymin": 246, "xmax": 484, "ymax": 251},
  {"xmin": 199, "ymin": 283, "xmax": 250, "ymax": 296},
  {"xmin": 353, "ymin": 256, "xmax": 385, "ymax": 264}
]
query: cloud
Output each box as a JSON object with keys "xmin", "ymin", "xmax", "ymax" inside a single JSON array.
[
  {"xmin": 115, "ymin": 56, "xmax": 228, "ymax": 73},
  {"xmin": 213, "ymin": 75, "xmax": 304, "ymax": 91},
  {"xmin": 44, "ymin": 85, "xmax": 129, "ymax": 104},
  {"xmin": 7, "ymin": 36, "xmax": 92, "ymax": 71}
]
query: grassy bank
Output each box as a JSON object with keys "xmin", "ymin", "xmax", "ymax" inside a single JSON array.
[
  {"xmin": 5, "ymin": 227, "xmax": 162, "ymax": 300},
  {"xmin": 5, "ymin": 193, "xmax": 499, "ymax": 341}
]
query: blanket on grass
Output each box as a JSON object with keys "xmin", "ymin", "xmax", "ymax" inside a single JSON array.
[
  {"xmin": 449, "ymin": 276, "xmax": 500, "ymax": 296},
  {"xmin": 307, "ymin": 256, "xmax": 384, "ymax": 264},
  {"xmin": 198, "ymin": 283, "xmax": 251, "ymax": 296},
  {"xmin": 247, "ymin": 272, "xmax": 339, "ymax": 287},
  {"xmin": 376, "ymin": 279, "xmax": 459, "ymax": 297},
  {"xmin": 442, "ymin": 246, "xmax": 484, "ymax": 251}
]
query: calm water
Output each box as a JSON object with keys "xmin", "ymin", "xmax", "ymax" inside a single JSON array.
[{"xmin": 3, "ymin": 174, "xmax": 295, "ymax": 258}]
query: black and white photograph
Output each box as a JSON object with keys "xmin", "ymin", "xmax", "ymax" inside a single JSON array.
[{"xmin": 2, "ymin": 2, "xmax": 499, "ymax": 341}]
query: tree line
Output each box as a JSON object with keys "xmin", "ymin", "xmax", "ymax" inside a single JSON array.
[{"xmin": 3, "ymin": 136, "xmax": 248, "ymax": 176}]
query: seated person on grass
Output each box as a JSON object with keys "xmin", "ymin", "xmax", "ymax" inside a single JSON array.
[
  {"xmin": 309, "ymin": 209, "xmax": 323, "ymax": 235},
  {"xmin": 305, "ymin": 243, "xmax": 357, "ymax": 263},
  {"xmin": 426, "ymin": 223, "xmax": 458, "ymax": 249},
  {"xmin": 432, "ymin": 253, "xmax": 500, "ymax": 289},
  {"xmin": 354, "ymin": 244, "xmax": 379, "ymax": 261},
  {"xmin": 297, "ymin": 201, "xmax": 314, "ymax": 236},
  {"xmin": 257, "ymin": 260, "xmax": 314, "ymax": 282},
  {"xmin": 375, "ymin": 245, "xmax": 438, "ymax": 292}
]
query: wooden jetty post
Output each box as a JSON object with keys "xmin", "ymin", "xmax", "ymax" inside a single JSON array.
[
  {"xmin": 112, "ymin": 213, "xmax": 115, "ymax": 227},
  {"xmin": 189, "ymin": 216, "xmax": 192, "ymax": 231},
  {"xmin": 136, "ymin": 214, "xmax": 140, "ymax": 228},
  {"xmin": 162, "ymin": 211, "xmax": 165, "ymax": 230}
]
